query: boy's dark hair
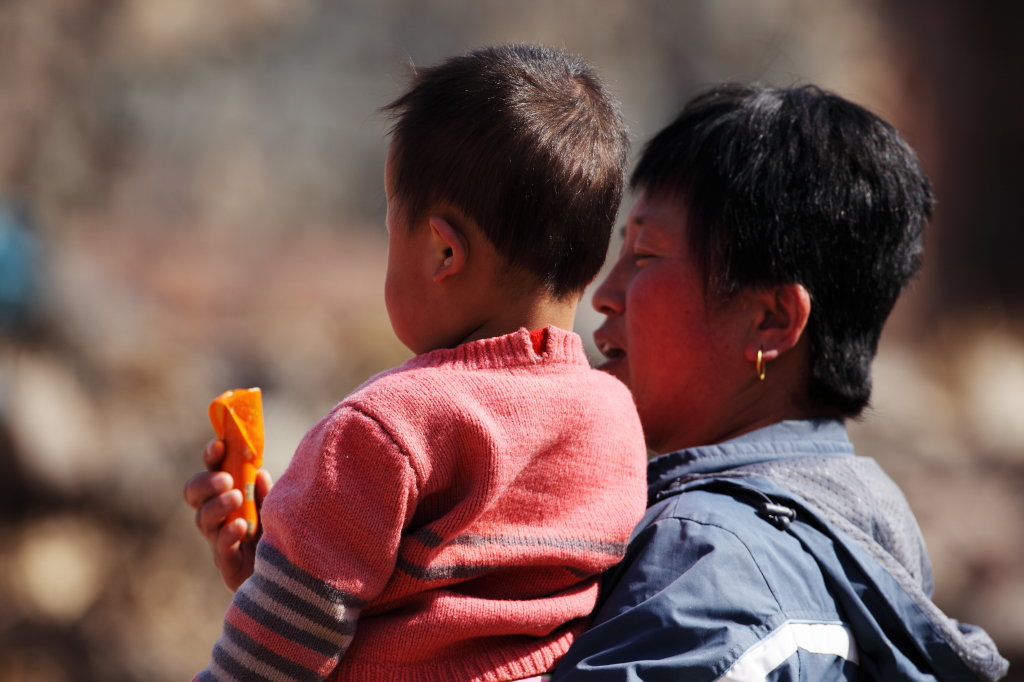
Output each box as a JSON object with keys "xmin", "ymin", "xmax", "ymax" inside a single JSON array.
[
  {"xmin": 632, "ymin": 84, "xmax": 934, "ymax": 416},
  {"xmin": 382, "ymin": 44, "xmax": 629, "ymax": 299}
]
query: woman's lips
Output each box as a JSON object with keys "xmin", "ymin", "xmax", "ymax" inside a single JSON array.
[
  {"xmin": 597, "ymin": 340, "xmax": 625, "ymax": 360},
  {"xmin": 594, "ymin": 332, "xmax": 626, "ymax": 372}
]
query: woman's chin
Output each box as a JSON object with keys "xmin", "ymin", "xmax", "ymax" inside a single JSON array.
[{"xmin": 596, "ymin": 355, "xmax": 629, "ymax": 385}]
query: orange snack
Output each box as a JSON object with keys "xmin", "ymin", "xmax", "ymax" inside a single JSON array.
[{"xmin": 208, "ymin": 387, "xmax": 264, "ymax": 540}]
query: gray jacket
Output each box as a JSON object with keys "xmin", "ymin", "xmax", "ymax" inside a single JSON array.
[{"xmin": 554, "ymin": 419, "xmax": 1008, "ymax": 681}]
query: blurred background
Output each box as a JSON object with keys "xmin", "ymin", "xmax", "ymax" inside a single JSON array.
[{"xmin": 0, "ymin": 1, "xmax": 1021, "ymax": 680}]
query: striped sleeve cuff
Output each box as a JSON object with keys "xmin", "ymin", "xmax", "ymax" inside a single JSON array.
[{"xmin": 198, "ymin": 542, "xmax": 367, "ymax": 681}]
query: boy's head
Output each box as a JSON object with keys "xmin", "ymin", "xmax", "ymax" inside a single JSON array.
[
  {"xmin": 630, "ymin": 84, "xmax": 933, "ymax": 416},
  {"xmin": 382, "ymin": 44, "xmax": 629, "ymax": 300}
]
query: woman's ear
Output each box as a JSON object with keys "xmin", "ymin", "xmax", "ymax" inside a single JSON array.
[
  {"xmin": 428, "ymin": 215, "xmax": 468, "ymax": 282},
  {"xmin": 743, "ymin": 283, "xmax": 812, "ymax": 364}
]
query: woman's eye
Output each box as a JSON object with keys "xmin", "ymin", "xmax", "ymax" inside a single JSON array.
[{"xmin": 632, "ymin": 251, "xmax": 655, "ymax": 265}]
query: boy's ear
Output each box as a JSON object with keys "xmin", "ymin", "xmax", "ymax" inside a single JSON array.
[
  {"xmin": 742, "ymin": 283, "xmax": 812, "ymax": 364},
  {"xmin": 428, "ymin": 215, "xmax": 468, "ymax": 282}
]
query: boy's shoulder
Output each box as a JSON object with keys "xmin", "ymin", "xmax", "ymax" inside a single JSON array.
[
  {"xmin": 327, "ymin": 332, "xmax": 641, "ymax": 442},
  {"xmin": 345, "ymin": 328, "xmax": 630, "ymax": 399},
  {"xmin": 343, "ymin": 353, "xmax": 634, "ymax": 410}
]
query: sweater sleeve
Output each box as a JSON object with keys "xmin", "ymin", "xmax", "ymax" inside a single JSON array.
[{"xmin": 197, "ymin": 406, "xmax": 419, "ymax": 682}]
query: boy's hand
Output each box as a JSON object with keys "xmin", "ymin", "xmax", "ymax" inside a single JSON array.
[{"xmin": 183, "ymin": 439, "xmax": 273, "ymax": 592}]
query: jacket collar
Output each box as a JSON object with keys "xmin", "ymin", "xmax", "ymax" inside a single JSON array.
[{"xmin": 647, "ymin": 419, "xmax": 854, "ymax": 499}]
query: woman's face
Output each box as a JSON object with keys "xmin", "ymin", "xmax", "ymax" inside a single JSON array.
[{"xmin": 592, "ymin": 191, "xmax": 755, "ymax": 454}]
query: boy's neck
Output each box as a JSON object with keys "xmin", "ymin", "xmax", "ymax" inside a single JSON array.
[{"xmin": 457, "ymin": 294, "xmax": 579, "ymax": 347}]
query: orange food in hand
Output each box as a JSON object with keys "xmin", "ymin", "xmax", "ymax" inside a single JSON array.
[{"xmin": 209, "ymin": 387, "xmax": 264, "ymax": 540}]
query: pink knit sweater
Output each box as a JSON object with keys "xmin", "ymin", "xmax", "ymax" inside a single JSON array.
[{"xmin": 197, "ymin": 327, "xmax": 647, "ymax": 681}]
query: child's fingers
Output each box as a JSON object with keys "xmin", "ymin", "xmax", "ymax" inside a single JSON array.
[
  {"xmin": 203, "ymin": 438, "xmax": 226, "ymax": 471},
  {"xmin": 254, "ymin": 469, "xmax": 273, "ymax": 504},
  {"xmin": 183, "ymin": 470, "xmax": 233, "ymax": 510},
  {"xmin": 216, "ymin": 518, "xmax": 248, "ymax": 555},
  {"xmin": 214, "ymin": 519, "xmax": 252, "ymax": 591},
  {"xmin": 194, "ymin": 489, "xmax": 243, "ymax": 544}
]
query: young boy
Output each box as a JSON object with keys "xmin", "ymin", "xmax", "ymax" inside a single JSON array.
[{"xmin": 191, "ymin": 44, "xmax": 648, "ymax": 681}]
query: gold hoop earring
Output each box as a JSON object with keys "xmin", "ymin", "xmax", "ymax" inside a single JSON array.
[{"xmin": 756, "ymin": 348, "xmax": 766, "ymax": 381}]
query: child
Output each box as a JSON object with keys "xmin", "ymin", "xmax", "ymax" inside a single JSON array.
[{"xmin": 193, "ymin": 44, "xmax": 648, "ymax": 681}]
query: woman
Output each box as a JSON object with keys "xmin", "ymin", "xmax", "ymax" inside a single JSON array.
[{"xmin": 550, "ymin": 84, "xmax": 1007, "ymax": 681}]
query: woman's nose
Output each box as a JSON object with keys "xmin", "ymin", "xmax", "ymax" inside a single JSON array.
[{"xmin": 592, "ymin": 260, "xmax": 625, "ymax": 316}]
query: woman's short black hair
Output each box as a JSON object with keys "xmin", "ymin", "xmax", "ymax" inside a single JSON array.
[
  {"xmin": 632, "ymin": 84, "xmax": 934, "ymax": 416},
  {"xmin": 382, "ymin": 44, "xmax": 629, "ymax": 299}
]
